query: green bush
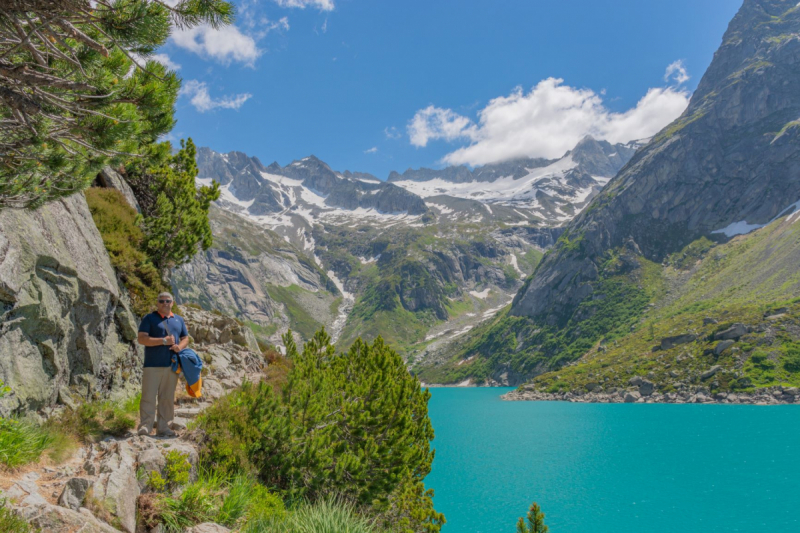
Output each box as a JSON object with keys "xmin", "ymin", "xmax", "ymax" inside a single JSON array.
[
  {"xmin": 197, "ymin": 329, "xmax": 442, "ymax": 531},
  {"xmin": 85, "ymin": 187, "xmax": 167, "ymax": 316},
  {"xmin": 783, "ymin": 342, "xmax": 800, "ymax": 372},
  {"xmin": 0, "ymin": 499, "xmax": 30, "ymax": 533},
  {"xmin": 47, "ymin": 394, "xmax": 139, "ymax": 443},
  {"xmin": 144, "ymin": 468, "xmax": 286, "ymax": 532}
]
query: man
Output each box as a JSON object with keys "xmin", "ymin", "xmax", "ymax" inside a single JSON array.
[{"xmin": 136, "ymin": 292, "xmax": 188, "ymax": 437}]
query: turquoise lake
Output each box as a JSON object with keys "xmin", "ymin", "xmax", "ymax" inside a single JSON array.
[{"xmin": 425, "ymin": 387, "xmax": 800, "ymax": 533}]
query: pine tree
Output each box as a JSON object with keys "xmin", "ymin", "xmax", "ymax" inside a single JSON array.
[
  {"xmin": 0, "ymin": 0, "xmax": 233, "ymax": 208},
  {"xmin": 517, "ymin": 502, "xmax": 549, "ymax": 533},
  {"xmin": 125, "ymin": 138, "xmax": 220, "ymax": 272}
]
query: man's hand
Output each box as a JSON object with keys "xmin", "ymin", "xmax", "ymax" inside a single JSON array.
[
  {"xmin": 170, "ymin": 344, "xmax": 181, "ymax": 353},
  {"xmin": 164, "ymin": 335, "xmax": 175, "ymax": 345}
]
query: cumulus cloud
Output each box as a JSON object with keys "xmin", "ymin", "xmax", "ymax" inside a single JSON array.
[
  {"xmin": 171, "ymin": 24, "xmax": 263, "ymax": 66},
  {"xmin": 408, "ymin": 105, "xmax": 477, "ymax": 148},
  {"xmin": 274, "ymin": 0, "xmax": 334, "ymax": 10},
  {"xmin": 364, "ymin": 147, "xmax": 378, "ymax": 154},
  {"xmin": 664, "ymin": 60, "xmax": 690, "ymax": 85},
  {"xmin": 181, "ymin": 80, "xmax": 252, "ymax": 112},
  {"xmin": 409, "ymin": 75, "xmax": 690, "ymax": 166}
]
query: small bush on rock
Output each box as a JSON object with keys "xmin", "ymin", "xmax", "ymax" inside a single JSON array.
[{"xmin": 47, "ymin": 395, "xmax": 138, "ymax": 442}]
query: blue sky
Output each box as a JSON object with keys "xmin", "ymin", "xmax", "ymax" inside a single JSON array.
[{"xmin": 158, "ymin": 0, "xmax": 742, "ymax": 179}]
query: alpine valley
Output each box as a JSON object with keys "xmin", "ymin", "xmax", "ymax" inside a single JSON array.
[
  {"xmin": 177, "ymin": 0, "xmax": 800, "ymax": 401},
  {"xmin": 174, "ymin": 136, "xmax": 639, "ymax": 378}
]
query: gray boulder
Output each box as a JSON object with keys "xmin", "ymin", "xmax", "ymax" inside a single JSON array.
[
  {"xmin": 714, "ymin": 324, "xmax": 749, "ymax": 341},
  {"xmin": 58, "ymin": 477, "xmax": 93, "ymax": 511},
  {"xmin": 660, "ymin": 334, "xmax": 697, "ymax": 350},
  {"xmin": 95, "ymin": 167, "xmax": 141, "ymax": 213},
  {"xmin": 624, "ymin": 391, "xmax": 641, "ymax": 403},
  {"xmin": 638, "ymin": 380, "xmax": 655, "ymax": 397},
  {"xmin": 714, "ymin": 340, "xmax": 735, "ymax": 356},
  {"xmin": 16, "ymin": 503, "xmax": 119, "ymax": 533},
  {"xmin": 628, "ymin": 375, "xmax": 644, "ymax": 386},
  {"xmin": 701, "ymin": 366, "xmax": 722, "ymax": 380}
]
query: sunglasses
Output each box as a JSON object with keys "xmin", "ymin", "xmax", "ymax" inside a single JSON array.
[{"xmin": 158, "ymin": 299, "xmax": 172, "ymax": 304}]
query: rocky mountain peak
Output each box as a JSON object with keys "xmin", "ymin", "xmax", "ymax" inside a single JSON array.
[
  {"xmin": 511, "ymin": 0, "xmax": 800, "ymax": 323},
  {"xmin": 566, "ymin": 135, "xmax": 640, "ymax": 177}
]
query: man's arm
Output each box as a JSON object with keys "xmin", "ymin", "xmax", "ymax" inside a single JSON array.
[
  {"xmin": 170, "ymin": 335, "xmax": 190, "ymax": 352},
  {"xmin": 138, "ymin": 332, "xmax": 175, "ymax": 347}
]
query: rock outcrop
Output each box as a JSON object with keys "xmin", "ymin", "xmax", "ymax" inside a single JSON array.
[
  {"xmin": 0, "ymin": 194, "xmax": 142, "ymax": 415},
  {"xmin": 172, "ymin": 206, "xmax": 341, "ymax": 344},
  {"xmin": 511, "ymin": 0, "xmax": 800, "ymax": 324}
]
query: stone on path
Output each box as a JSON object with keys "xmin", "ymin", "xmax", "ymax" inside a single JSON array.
[{"xmin": 58, "ymin": 477, "xmax": 93, "ymax": 511}]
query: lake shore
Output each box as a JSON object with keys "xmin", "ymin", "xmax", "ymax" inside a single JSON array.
[{"xmin": 503, "ymin": 386, "xmax": 800, "ymax": 405}]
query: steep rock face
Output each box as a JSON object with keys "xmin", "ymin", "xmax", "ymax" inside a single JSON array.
[
  {"xmin": 0, "ymin": 195, "xmax": 142, "ymax": 415},
  {"xmin": 512, "ymin": 0, "xmax": 800, "ymax": 324},
  {"xmin": 171, "ymin": 206, "xmax": 341, "ymax": 343}
]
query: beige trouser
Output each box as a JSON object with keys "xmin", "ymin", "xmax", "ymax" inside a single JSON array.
[{"xmin": 139, "ymin": 367, "xmax": 179, "ymax": 434}]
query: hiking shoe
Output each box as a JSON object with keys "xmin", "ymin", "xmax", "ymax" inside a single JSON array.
[
  {"xmin": 157, "ymin": 429, "xmax": 177, "ymax": 438},
  {"xmin": 137, "ymin": 427, "xmax": 151, "ymax": 437}
]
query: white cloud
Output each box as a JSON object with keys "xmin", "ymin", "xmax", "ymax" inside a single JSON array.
[
  {"xmin": 364, "ymin": 147, "xmax": 378, "ymax": 154},
  {"xmin": 408, "ymin": 105, "xmax": 477, "ymax": 148},
  {"xmin": 171, "ymin": 24, "xmax": 263, "ymax": 66},
  {"xmin": 384, "ymin": 126, "xmax": 401, "ymax": 140},
  {"xmin": 664, "ymin": 60, "xmax": 690, "ymax": 85},
  {"xmin": 180, "ymin": 80, "xmax": 252, "ymax": 112},
  {"xmin": 409, "ymin": 76, "xmax": 690, "ymax": 166},
  {"xmin": 150, "ymin": 53, "xmax": 181, "ymax": 71},
  {"xmin": 274, "ymin": 0, "xmax": 334, "ymax": 10}
]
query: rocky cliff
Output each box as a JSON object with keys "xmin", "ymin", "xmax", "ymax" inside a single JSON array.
[
  {"xmin": 512, "ymin": 0, "xmax": 800, "ymax": 323},
  {"xmin": 171, "ymin": 205, "xmax": 342, "ymax": 344},
  {"xmin": 0, "ymin": 194, "xmax": 143, "ymax": 415}
]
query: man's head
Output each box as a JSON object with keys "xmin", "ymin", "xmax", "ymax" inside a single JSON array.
[{"xmin": 157, "ymin": 292, "xmax": 174, "ymax": 316}]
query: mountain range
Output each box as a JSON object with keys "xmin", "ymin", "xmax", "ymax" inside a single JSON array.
[
  {"xmin": 182, "ymin": 0, "xmax": 800, "ymax": 396},
  {"xmin": 416, "ymin": 0, "xmax": 800, "ymax": 395},
  {"xmin": 181, "ymin": 135, "xmax": 637, "ymax": 357}
]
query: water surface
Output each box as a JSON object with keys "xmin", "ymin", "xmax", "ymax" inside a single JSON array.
[{"xmin": 425, "ymin": 387, "xmax": 799, "ymax": 533}]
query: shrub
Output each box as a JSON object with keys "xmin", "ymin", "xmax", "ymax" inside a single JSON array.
[
  {"xmin": 85, "ymin": 187, "xmax": 167, "ymax": 316},
  {"xmin": 783, "ymin": 342, "xmax": 800, "ymax": 372},
  {"xmin": 197, "ymin": 329, "xmax": 442, "ymax": 531},
  {"xmin": 143, "ymin": 467, "xmax": 285, "ymax": 532},
  {"xmin": 0, "ymin": 499, "xmax": 30, "ymax": 533},
  {"xmin": 46, "ymin": 394, "xmax": 139, "ymax": 443}
]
